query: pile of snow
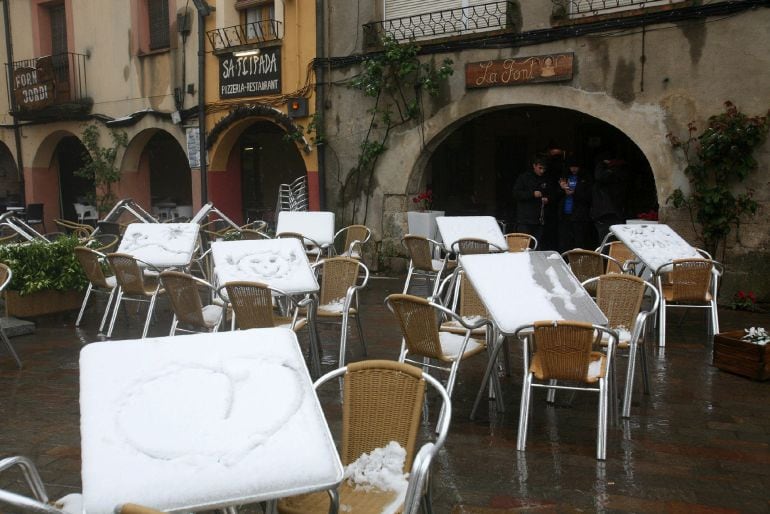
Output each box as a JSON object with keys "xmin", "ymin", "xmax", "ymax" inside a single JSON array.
[{"xmin": 343, "ymin": 441, "xmax": 409, "ymax": 514}]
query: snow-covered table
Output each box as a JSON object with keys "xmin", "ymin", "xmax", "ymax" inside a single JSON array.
[
  {"xmin": 276, "ymin": 211, "xmax": 335, "ymax": 253},
  {"xmin": 79, "ymin": 329, "xmax": 343, "ymax": 514},
  {"xmin": 610, "ymin": 223, "xmax": 702, "ymax": 274},
  {"xmin": 117, "ymin": 223, "xmax": 200, "ymax": 269},
  {"xmin": 435, "ymin": 216, "xmax": 507, "ymax": 253},
  {"xmin": 461, "ymin": 251, "xmax": 607, "ymax": 419}
]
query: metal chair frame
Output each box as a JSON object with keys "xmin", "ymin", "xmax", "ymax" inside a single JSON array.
[
  {"xmin": 105, "ymin": 253, "xmax": 165, "ymax": 339},
  {"xmin": 401, "ymin": 235, "xmax": 447, "ymax": 298},
  {"xmin": 73, "ymin": 247, "xmax": 117, "ymax": 334},
  {"xmin": 160, "ymin": 271, "xmax": 224, "ymax": 336}
]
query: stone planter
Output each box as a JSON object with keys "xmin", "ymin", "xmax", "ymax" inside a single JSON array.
[
  {"xmin": 5, "ymin": 289, "xmax": 85, "ymax": 318},
  {"xmin": 407, "ymin": 210, "xmax": 444, "ymax": 242},
  {"xmin": 713, "ymin": 330, "xmax": 770, "ymax": 381}
]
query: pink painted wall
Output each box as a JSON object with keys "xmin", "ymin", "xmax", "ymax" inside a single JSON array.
[
  {"xmin": 208, "ymin": 148, "xmax": 244, "ymax": 225},
  {"xmin": 25, "ymin": 166, "xmax": 60, "ymax": 232},
  {"xmin": 116, "ymin": 150, "xmax": 151, "ymax": 211}
]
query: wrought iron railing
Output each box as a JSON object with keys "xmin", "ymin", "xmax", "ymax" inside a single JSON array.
[
  {"xmin": 553, "ymin": 0, "xmax": 685, "ymax": 18},
  {"xmin": 6, "ymin": 52, "xmax": 88, "ymax": 113},
  {"xmin": 363, "ymin": 1, "xmax": 515, "ymax": 47},
  {"xmin": 207, "ymin": 20, "xmax": 283, "ymax": 51}
]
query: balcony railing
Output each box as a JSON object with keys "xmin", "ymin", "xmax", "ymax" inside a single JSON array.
[
  {"xmin": 207, "ymin": 20, "xmax": 283, "ymax": 52},
  {"xmin": 363, "ymin": 1, "xmax": 515, "ymax": 47},
  {"xmin": 553, "ymin": 0, "xmax": 687, "ymax": 19},
  {"xmin": 6, "ymin": 52, "xmax": 89, "ymax": 118}
]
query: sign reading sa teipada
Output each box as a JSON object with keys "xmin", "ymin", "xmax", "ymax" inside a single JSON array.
[
  {"xmin": 219, "ymin": 46, "xmax": 281, "ymax": 99},
  {"xmin": 465, "ymin": 53, "xmax": 574, "ymax": 89}
]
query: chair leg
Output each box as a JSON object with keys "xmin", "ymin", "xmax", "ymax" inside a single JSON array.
[
  {"xmin": 516, "ymin": 373, "xmax": 533, "ymax": 451},
  {"xmin": 75, "ymin": 283, "xmax": 94, "ymax": 327},
  {"xmin": 403, "ymin": 267, "xmax": 414, "ymax": 294},
  {"xmin": 622, "ymin": 342, "xmax": 637, "ymax": 418},
  {"xmin": 142, "ymin": 293, "xmax": 159, "ymax": 339},
  {"xmin": 354, "ymin": 312, "xmax": 367, "ymax": 357},
  {"xmin": 98, "ymin": 289, "xmax": 117, "ymax": 334},
  {"xmin": 470, "ymin": 335, "xmax": 503, "ymax": 420},
  {"xmin": 169, "ymin": 316, "xmax": 178, "ymax": 336},
  {"xmin": 338, "ymin": 313, "xmax": 350, "ymax": 368},
  {"xmin": 106, "ymin": 289, "xmax": 124, "ymax": 338},
  {"xmin": 640, "ymin": 341, "xmax": 651, "ymax": 395},
  {"xmin": 711, "ymin": 300, "xmax": 719, "ymax": 336},
  {"xmin": 0, "ymin": 326, "xmax": 22, "ymax": 368},
  {"xmin": 546, "ymin": 380, "xmax": 557, "ymax": 403},
  {"xmin": 658, "ymin": 299, "xmax": 667, "ymax": 347}
]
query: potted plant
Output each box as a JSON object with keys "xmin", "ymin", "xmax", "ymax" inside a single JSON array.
[
  {"xmin": 0, "ymin": 236, "xmax": 88, "ymax": 317},
  {"xmin": 407, "ymin": 189, "xmax": 444, "ymax": 241}
]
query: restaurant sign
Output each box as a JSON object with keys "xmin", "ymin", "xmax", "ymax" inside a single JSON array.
[
  {"xmin": 12, "ymin": 56, "xmax": 56, "ymax": 110},
  {"xmin": 219, "ymin": 47, "xmax": 281, "ymax": 99},
  {"xmin": 465, "ymin": 53, "xmax": 574, "ymax": 89}
]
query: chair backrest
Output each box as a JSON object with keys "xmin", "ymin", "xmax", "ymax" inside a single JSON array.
[
  {"xmin": 562, "ymin": 249, "xmax": 621, "ymax": 294},
  {"xmin": 223, "ymin": 281, "xmax": 278, "ymax": 329},
  {"xmin": 160, "ymin": 271, "xmax": 209, "ymax": 329},
  {"xmin": 25, "ymin": 204, "xmax": 43, "ymax": 222},
  {"xmin": 240, "ymin": 228, "xmax": 271, "ymax": 240},
  {"xmin": 529, "ymin": 320, "xmax": 601, "ymax": 383},
  {"xmin": 317, "ymin": 257, "xmax": 364, "ymax": 305},
  {"xmin": 75, "ymin": 247, "xmax": 112, "ymax": 289},
  {"xmin": 88, "ymin": 233, "xmax": 119, "ymax": 253},
  {"xmin": 593, "ymin": 273, "xmax": 645, "ymax": 330},
  {"xmin": 670, "ymin": 258, "xmax": 714, "ymax": 302},
  {"xmin": 451, "ymin": 270, "xmax": 488, "ymax": 319},
  {"xmin": 402, "ymin": 235, "xmax": 435, "ymax": 272},
  {"xmin": 55, "ymin": 219, "xmax": 93, "ymax": 238},
  {"xmin": 337, "ymin": 360, "xmax": 427, "ymax": 470},
  {"xmin": 452, "ymin": 237, "xmax": 493, "ymax": 255},
  {"xmin": 386, "ymin": 294, "xmax": 444, "ymax": 360},
  {"xmin": 505, "ymin": 232, "xmax": 537, "ymax": 252},
  {"xmin": 106, "ymin": 253, "xmax": 151, "ymax": 295},
  {"xmin": 605, "ymin": 241, "xmax": 635, "ymax": 271},
  {"xmin": 337, "ymin": 225, "xmax": 371, "ymax": 256}
]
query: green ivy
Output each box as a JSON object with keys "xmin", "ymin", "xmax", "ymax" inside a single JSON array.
[
  {"xmin": 74, "ymin": 123, "xmax": 128, "ymax": 215},
  {"xmin": 667, "ymin": 101, "xmax": 769, "ymax": 256},
  {"xmin": 0, "ymin": 236, "xmax": 88, "ymax": 295},
  {"xmin": 340, "ymin": 36, "xmax": 454, "ymax": 225}
]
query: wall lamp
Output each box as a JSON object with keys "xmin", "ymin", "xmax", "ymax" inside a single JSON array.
[{"xmin": 233, "ymin": 49, "xmax": 261, "ymax": 57}]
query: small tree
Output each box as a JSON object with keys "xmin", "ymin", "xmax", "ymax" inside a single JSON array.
[
  {"xmin": 667, "ymin": 101, "xmax": 769, "ymax": 257},
  {"xmin": 74, "ymin": 123, "xmax": 128, "ymax": 215}
]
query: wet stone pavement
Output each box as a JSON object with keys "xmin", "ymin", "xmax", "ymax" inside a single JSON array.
[{"xmin": 1, "ymin": 274, "xmax": 769, "ymax": 513}]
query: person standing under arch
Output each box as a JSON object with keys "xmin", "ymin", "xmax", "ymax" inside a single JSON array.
[
  {"xmin": 590, "ymin": 152, "xmax": 628, "ymax": 242},
  {"xmin": 557, "ymin": 158, "xmax": 594, "ymax": 252},
  {"xmin": 513, "ymin": 157, "xmax": 551, "ymax": 243}
]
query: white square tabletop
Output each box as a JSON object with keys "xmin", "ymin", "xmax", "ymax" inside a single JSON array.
[
  {"xmin": 211, "ymin": 238, "xmax": 319, "ymax": 295},
  {"xmin": 79, "ymin": 328, "xmax": 343, "ymax": 513},
  {"xmin": 117, "ymin": 223, "xmax": 200, "ymax": 268},
  {"xmin": 610, "ymin": 223, "xmax": 702, "ymax": 273},
  {"xmin": 435, "ymin": 216, "xmax": 507, "ymax": 252},
  {"xmin": 276, "ymin": 211, "xmax": 335, "ymax": 247},
  {"xmin": 461, "ymin": 251, "xmax": 607, "ymax": 335}
]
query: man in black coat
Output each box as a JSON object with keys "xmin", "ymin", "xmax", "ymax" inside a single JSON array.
[
  {"xmin": 513, "ymin": 158, "xmax": 551, "ymax": 243},
  {"xmin": 557, "ymin": 159, "xmax": 594, "ymax": 252}
]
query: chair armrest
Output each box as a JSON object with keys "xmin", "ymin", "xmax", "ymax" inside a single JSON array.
[
  {"xmin": 402, "ymin": 442, "xmax": 438, "ymax": 514},
  {"xmin": 0, "ymin": 456, "xmax": 49, "ymax": 504}
]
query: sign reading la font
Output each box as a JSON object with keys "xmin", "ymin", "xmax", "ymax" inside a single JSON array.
[
  {"xmin": 219, "ymin": 47, "xmax": 281, "ymax": 98},
  {"xmin": 465, "ymin": 53, "xmax": 574, "ymax": 89}
]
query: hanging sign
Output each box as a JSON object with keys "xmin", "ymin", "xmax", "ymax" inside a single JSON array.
[
  {"xmin": 219, "ymin": 47, "xmax": 281, "ymax": 98},
  {"xmin": 465, "ymin": 53, "xmax": 574, "ymax": 89},
  {"xmin": 13, "ymin": 56, "xmax": 56, "ymax": 109}
]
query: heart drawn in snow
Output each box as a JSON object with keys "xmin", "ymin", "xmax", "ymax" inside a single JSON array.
[{"xmin": 115, "ymin": 357, "xmax": 304, "ymax": 465}]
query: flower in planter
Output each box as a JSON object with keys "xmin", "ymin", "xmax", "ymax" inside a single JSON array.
[
  {"xmin": 412, "ymin": 190, "xmax": 433, "ymax": 211},
  {"xmin": 731, "ymin": 290, "xmax": 757, "ymax": 311},
  {"xmin": 742, "ymin": 326, "xmax": 769, "ymax": 345},
  {"xmin": 636, "ymin": 209, "xmax": 658, "ymax": 221}
]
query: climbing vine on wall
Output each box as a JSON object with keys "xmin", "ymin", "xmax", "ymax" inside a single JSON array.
[
  {"xmin": 339, "ymin": 36, "xmax": 453, "ymax": 225},
  {"xmin": 74, "ymin": 123, "xmax": 128, "ymax": 215},
  {"xmin": 666, "ymin": 101, "xmax": 769, "ymax": 257}
]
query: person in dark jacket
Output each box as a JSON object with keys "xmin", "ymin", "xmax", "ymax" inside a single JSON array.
[
  {"xmin": 513, "ymin": 158, "xmax": 551, "ymax": 242},
  {"xmin": 557, "ymin": 158, "xmax": 594, "ymax": 252},
  {"xmin": 591, "ymin": 153, "xmax": 628, "ymax": 241}
]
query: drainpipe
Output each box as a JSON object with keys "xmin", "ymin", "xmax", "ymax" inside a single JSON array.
[
  {"xmin": 2, "ymin": 0, "xmax": 25, "ymax": 202},
  {"xmin": 315, "ymin": 0, "xmax": 326, "ymax": 210},
  {"xmin": 192, "ymin": 0, "xmax": 212, "ymax": 204}
]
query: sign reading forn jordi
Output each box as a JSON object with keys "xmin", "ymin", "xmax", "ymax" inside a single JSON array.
[
  {"xmin": 219, "ymin": 47, "xmax": 281, "ymax": 98},
  {"xmin": 465, "ymin": 53, "xmax": 574, "ymax": 89}
]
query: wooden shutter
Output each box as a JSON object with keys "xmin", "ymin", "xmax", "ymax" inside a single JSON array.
[
  {"xmin": 385, "ymin": 0, "xmax": 462, "ymax": 20},
  {"xmin": 148, "ymin": 0, "xmax": 170, "ymax": 50},
  {"xmin": 49, "ymin": 4, "xmax": 67, "ymax": 55}
]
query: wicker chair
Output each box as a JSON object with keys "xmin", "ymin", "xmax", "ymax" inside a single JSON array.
[
  {"xmin": 656, "ymin": 258, "xmax": 721, "ymax": 348},
  {"xmin": 86, "ymin": 233, "xmax": 120, "ymax": 253},
  {"xmin": 561, "ymin": 249, "xmax": 624, "ymax": 296},
  {"xmin": 240, "ymin": 228, "xmax": 271, "ymax": 240},
  {"xmin": 240, "ymin": 219, "xmax": 268, "ymax": 233},
  {"xmin": 505, "ymin": 232, "xmax": 538, "ymax": 252},
  {"xmin": 276, "ymin": 231, "xmax": 324, "ymax": 262},
  {"xmin": 583, "ymin": 274, "xmax": 660, "ymax": 418},
  {"xmin": 401, "ymin": 234, "xmax": 448, "ymax": 297},
  {"xmin": 385, "ymin": 293, "xmax": 494, "ymax": 417},
  {"xmin": 514, "ymin": 320, "xmax": 619, "ymax": 460},
  {"xmin": 311, "ymin": 256, "xmax": 369, "ymax": 367},
  {"xmin": 160, "ymin": 271, "xmax": 223, "ymax": 336},
  {"xmin": 74, "ymin": 247, "xmax": 117, "ymax": 333},
  {"xmin": 333, "ymin": 224, "xmax": 372, "ymax": 260},
  {"xmin": 0, "ymin": 455, "xmax": 164, "ymax": 514},
  {"xmin": 218, "ymin": 281, "xmax": 308, "ymax": 332},
  {"xmin": 54, "ymin": 219, "xmax": 94, "ymax": 239},
  {"xmin": 0, "ymin": 264, "xmax": 21, "ymax": 368},
  {"xmin": 105, "ymin": 253, "xmax": 165, "ymax": 339},
  {"xmin": 277, "ymin": 360, "xmax": 451, "ymax": 514}
]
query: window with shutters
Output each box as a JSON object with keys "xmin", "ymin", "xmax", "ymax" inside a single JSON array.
[
  {"xmin": 148, "ymin": 0, "xmax": 170, "ymax": 50},
  {"xmin": 235, "ymin": 0, "xmax": 283, "ymax": 43}
]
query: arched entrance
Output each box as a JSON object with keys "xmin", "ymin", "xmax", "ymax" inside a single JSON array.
[
  {"xmin": 57, "ymin": 136, "xmax": 91, "ymax": 221},
  {"xmin": 239, "ymin": 121, "xmax": 306, "ymax": 224},
  {"xmin": 425, "ymin": 106, "xmax": 657, "ymax": 250},
  {"xmin": 0, "ymin": 142, "xmax": 22, "ymax": 208},
  {"xmin": 146, "ymin": 131, "xmax": 192, "ymax": 219}
]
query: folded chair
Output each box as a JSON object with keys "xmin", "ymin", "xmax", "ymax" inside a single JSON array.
[
  {"xmin": 105, "ymin": 253, "xmax": 165, "ymax": 339},
  {"xmin": 656, "ymin": 258, "xmax": 721, "ymax": 348},
  {"xmin": 277, "ymin": 360, "xmax": 451, "ymax": 514},
  {"xmin": 312, "ymin": 256, "xmax": 369, "ymax": 367},
  {"xmin": 0, "ymin": 263, "xmax": 21, "ymax": 368},
  {"xmin": 74, "ymin": 247, "xmax": 117, "ymax": 333},
  {"xmin": 160, "ymin": 271, "xmax": 224, "ymax": 336},
  {"xmin": 514, "ymin": 320, "xmax": 618, "ymax": 460},
  {"xmin": 401, "ymin": 234, "xmax": 448, "ymax": 298},
  {"xmin": 583, "ymin": 274, "xmax": 659, "ymax": 417},
  {"xmin": 505, "ymin": 232, "xmax": 538, "ymax": 252}
]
